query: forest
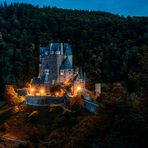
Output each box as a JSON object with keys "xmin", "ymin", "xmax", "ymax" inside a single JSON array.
[
  {"xmin": 0, "ymin": 2, "xmax": 148, "ymax": 96},
  {"xmin": 0, "ymin": 3, "xmax": 148, "ymax": 147}
]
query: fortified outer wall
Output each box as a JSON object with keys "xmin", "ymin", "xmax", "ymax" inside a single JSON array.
[
  {"xmin": 24, "ymin": 96, "xmax": 67, "ymax": 106},
  {"xmin": 82, "ymin": 96, "xmax": 98, "ymax": 114}
]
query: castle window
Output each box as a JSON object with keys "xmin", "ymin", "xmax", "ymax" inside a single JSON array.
[
  {"xmin": 45, "ymin": 69, "xmax": 49, "ymax": 73},
  {"xmin": 68, "ymin": 70, "xmax": 71, "ymax": 74},
  {"xmin": 60, "ymin": 70, "xmax": 64, "ymax": 75},
  {"xmin": 45, "ymin": 51, "xmax": 48, "ymax": 55},
  {"xmin": 55, "ymin": 51, "xmax": 60, "ymax": 55},
  {"xmin": 50, "ymin": 51, "xmax": 54, "ymax": 55}
]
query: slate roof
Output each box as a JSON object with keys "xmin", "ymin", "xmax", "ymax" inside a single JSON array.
[
  {"xmin": 60, "ymin": 57, "xmax": 72, "ymax": 70},
  {"xmin": 40, "ymin": 43, "xmax": 72, "ymax": 55},
  {"xmin": 64, "ymin": 43, "xmax": 72, "ymax": 55},
  {"xmin": 31, "ymin": 75, "xmax": 47, "ymax": 84},
  {"xmin": 31, "ymin": 77, "xmax": 41, "ymax": 84},
  {"xmin": 40, "ymin": 47, "xmax": 50, "ymax": 56},
  {"xmin": 50, "ymin": 43, "xmax": 60, "ymax": 52}
]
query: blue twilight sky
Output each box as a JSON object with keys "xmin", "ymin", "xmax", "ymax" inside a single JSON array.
[{"xmin": 1, "ymin": 0, "xmax": 148, "ymax": 16}]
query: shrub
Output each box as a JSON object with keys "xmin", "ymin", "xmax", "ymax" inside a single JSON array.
[
  {"xmin": 69, "ymin": 95, "xmax": 82, "ymax": 110},
  {"xmin": 0, "ymin": 122, "xmax": 10, "ymax": 132},
  {"xmin": 5, "ymin": 85, "xmax": 23, "ymax": 106},
  {"xmin": 12, "ymin": 106, "xmax": 20, "ymax": 114}
]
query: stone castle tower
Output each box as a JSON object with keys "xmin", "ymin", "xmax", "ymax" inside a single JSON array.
[{"xmin": 39, "ymin": 42, "xmax": 73, "ymax": 85}]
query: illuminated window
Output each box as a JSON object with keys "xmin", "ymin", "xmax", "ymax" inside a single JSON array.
[
  {"xmin": 55, "ymin": 51, "xmax": 60, "ymax": 54},
  {"xmin": 60, "ymin": 70, "xmax": 64, "ymax": 75}
]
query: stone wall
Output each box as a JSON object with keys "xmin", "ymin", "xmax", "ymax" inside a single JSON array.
[
  {"xmin": 24, "ymin": 96, "xmax": 66, "ymax": 106},
  {"xmin": 82, "ymin": 97, "xmax": 98, "ymax": 114},
  {"xmin": 48, "ymin": 55, "xmax": 58, "ymax": 84}
]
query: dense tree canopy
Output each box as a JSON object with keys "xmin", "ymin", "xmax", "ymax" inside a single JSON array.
[
  {"xmin": 0, "ymin": 2, "xmax": 147, "ymax": 98},
  {"xmin": 5, "ymin": 85, "xmax": 23, "ymax": 106}
]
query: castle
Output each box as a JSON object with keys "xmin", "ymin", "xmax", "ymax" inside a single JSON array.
[{"xmin": 32, "ymin": 42, "xmax": 73, "ymax": 86}]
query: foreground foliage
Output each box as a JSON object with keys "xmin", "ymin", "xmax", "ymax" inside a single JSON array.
[
  {"xmin": 43, "ymin": 85, "xmax": 148, "ymax": 148},
  {"xmin": 0, "ymin": 86, "xmax": 148, "ymax": 147},
  {"xmin": 5, "ymin": 85, "xmax": 23, "ymax": 106}
]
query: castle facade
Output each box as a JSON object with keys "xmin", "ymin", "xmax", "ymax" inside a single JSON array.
[{"xmin": 38, "ymin": 42, "xmax": 73, "ymax": 85}]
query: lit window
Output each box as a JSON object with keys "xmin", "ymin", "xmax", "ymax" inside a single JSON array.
[
  {"xmin": 55, "ymin": 51, "xmax": 60, "ymax": 55},
  {"xmin": 60, "ymin": 70, "xmax": 64, "ymax": 75},
  {"xmin": 45, "ymin": 69, "xmax": 49, "ymax": 73}
]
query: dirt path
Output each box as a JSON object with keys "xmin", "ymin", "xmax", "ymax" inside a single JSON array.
[
  {"xmin": 0, "ymin": 105, "xmax": 12, "ymax": 116},
  {"xmin": 0, "ymin": 135, "xmax": 27, "ymax": 144}
]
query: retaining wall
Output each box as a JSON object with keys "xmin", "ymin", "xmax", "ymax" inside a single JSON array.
[{"xmin": 24, "ymin": 95, "xmax": 66, "ymax": 106}]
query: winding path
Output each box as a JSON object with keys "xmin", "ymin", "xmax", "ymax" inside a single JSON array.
[{"xmin": 0, "ymin": 135, "xmax": 26, "ymax": 144}]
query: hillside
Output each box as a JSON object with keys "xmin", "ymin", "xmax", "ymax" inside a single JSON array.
[
  {"xmin": 0, "ymin": 85, "xmax": 148, "ymax": 147},
  {"xmin": 0, "ymin": 104, "xmax": 91, "ymax": 147},
  {"xmin": 0, "ymin": 3, "xmax": 148, "ymax": 147},
  {"xmin": 0, "ymin": 3, "xmax": 147, "ymax": 96}
]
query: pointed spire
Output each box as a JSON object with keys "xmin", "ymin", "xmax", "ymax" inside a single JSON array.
[{"xmin": 60, "ymin": 56, "xmax": 72, "ymax": 69}]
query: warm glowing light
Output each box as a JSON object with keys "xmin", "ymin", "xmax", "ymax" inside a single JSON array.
[
  {"xmin": 40, "ymin": 89, "xmax": 44, "ymax": 94},
  {"xmin": 77, "ymin": 86, "xmax": 82, "ymax": 91},
  {"xmin": 55, "ymin": 92, "xmax": 59, "ymax": 96},
  {"xmin": 36, "ymin": 93, "xmax": 40, "ymax": 96},
  {"xmin": 30, "ymin": 88, "xmax": 34, "ymax": 92},
  {"xmin": 63, "ymin": 81, "xmax": 69, "ymax": 86}
]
